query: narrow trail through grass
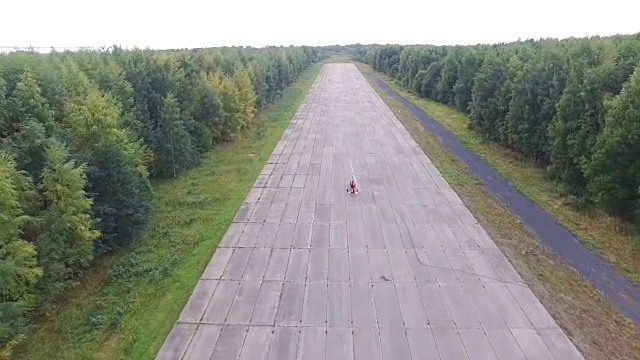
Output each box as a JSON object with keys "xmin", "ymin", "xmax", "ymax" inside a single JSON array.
[
  {"xmin": 13, "ymin": 61, "xmax": 323, "ymax": 360},
  {"xmin": 356, "ymin": 62, "xmax": 640, "ymax": 360}
]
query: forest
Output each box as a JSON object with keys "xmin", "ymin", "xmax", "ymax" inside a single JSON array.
[
  {"xmin": 353, "ymin": 34, "xmax": 640, "ymax": 223},
  {"xmin": 0, "ymin": 45, "xmax": 318, "ymax": 354}
]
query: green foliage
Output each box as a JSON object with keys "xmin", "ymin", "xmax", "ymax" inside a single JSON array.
[
  {"xmin": 412, "ymin": 70, "xmax": 428, "ymax": 94},
  {"xmin": 0, "ymin": 44, "xmax": 318, "ymax": 355},
  {"xmin": 469, "ymin": 53, "xmax": 508, "ymax": 140},
  {"xmin": 548, "ymin": 46, "xmax": 614, "ymax": 195},
  {"xmin": 436, "ymin": 50, "xmax": 460, "ymax": 105},
  {"xmin": 0, "ymin": 79, "xmax": 7, "ymax": 136},
  {"xmin": 110, "ymin": 306, "xmax": 124, "ymax": 329},
  {"xmin": 233, "ymin": 66, "xmax": 257, "ymax": 128},
  {"xmin": 189, "ymin": 71, "xmax": 223, "ymax": 151},
  {"xmin": 37, "ymin": 140, "xmax": 99, "ymax": 295},
  {"xmin": 62, "ymin": 87, "xmax": 151, "ymax": 253},
  {"xmin": 354, "ymin": 33, "xmax": 640, "ymax": 221},
  {"xmin": 421, "ymin": 61, "xmax": 443, "ymax": 100},
  {"xmin": 10, "ymin": 62, "xmax": 322, "ymax": 360},
  {"xmin": 210, "ymin": 70, "xmax": 244, "ymax": 142},
  {"xmin": 453, "ymin": 50, "xmax": 483, "ymax": 112},
  {"xmin": 0, "ymin": 153, "xmax": 42, "ymax": 355},
  {"xmin": 154, "ymin": 93, "xmax": 198, "ymax": 177},
  {"xmin": 1, "ymin": 71, "xmax": 55, "ymax": 180},
  {"xmin": 587, "ymin": 63, "xmax": 640, "ymax": 220}
]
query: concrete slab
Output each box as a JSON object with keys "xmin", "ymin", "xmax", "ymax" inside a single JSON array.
[
  {"xmin": 327, "ymin": 327, "xmax": 354, "ymax": 360},
  {"xmin": 373, "ymin": 282, "xmax": 404, "ymax": 328},
  {"xmin": 177, "ymin": 280, "xmax": 218, "ymax": 323},
  {"xmin": 155, "ymin": 323, "xmax": 197, "ymax": 360},
  {"xmin": 226, "ymin": 280, "xmax": 261, "ymax": 325},
  {"xmin": 250, "ymin": 281, "xmax": 283, "ymax": 326},
  {"xmin": 395, "ymin": 283, "xmax": 428, "ymax": 328},
  {"xmin": 263, "ymin": 249, "xmax": 289, "ymax": 281},
  {"xmin": 238, "ymin": 326, "xmax": 272, "ymax": 360},
  {"xmin": 285, "ymin": 248, "xmax": 309, "ymax": 281},
  {"xmin": 242, "ymin": 248, "xmax": 270, "ymax": 281},
  {"xmin": 156, "ymin": 63, "xmax": 583, "ymax": 360},
  {"xmin": 220, "ymin": 248, "xmax": 251, "ymax": 280},
  {"xmin": 328, "ymin": 249, "xmax": 350, "ymax": 282},
  {"xmin": 353, "ymin": 327, "xmax": 383, "ymax": 360},
  {"xmin": 349, "ymin": 249, "xmax": 371, "ymax": 283},
  {"xmin": 459, "ymin": 329, "xmax": 498, "ymax": 360},
  {"xmin": 211, "ymin": 325, "xmax": 247, "ymax": 359},
  {"xmin": 275, "ymin": 281, "xmax": 305, "ymax": 326},
  {"xmin": 485, "ymin": 328, "xmax": 527, "ymax": 360},
  {"xmin": 369, "ymin": 249, "xmax": 393, "ymax": 282},
  {"xmin": 201, "ymin": 248, "xmax": 232, "ymax": 279},
  {"xmin": 406, "ymin": 328, "xmax": 439, "ymax": 359},
  {"xmin": 182, "ymin": 324, "xmax": 220, "ymax": 359},
  {"xmin": 202, "ymin": 280, "xmax": 240, "ymax": 324},
  {"xmin": 307, "ymin": 248, "xmax": 329, "ymax": 282},
  {"xmin": 387, "ymin": 250, "xmax": 415, "ymax": 283},
  {"xmin": 302, "ymin": 281, "xmax": 327, "ymax": 326},
  {"xmin": 298, "ymin": 327, "xmax": 326, "ymax": 360},
  {"xmin": 432, "ymin": 327, "xmax": 470, "ymax": 360},
  {"xmin": 330, "ymin": 223, "xmax": 347, "ymax": 249},
  {"xmin": 327, "ymin": 282, "xmax": 351, "ymax": 327},
  {"xmin": 379, "ymin": 326, "xmax": 411, "ymax": 360}
]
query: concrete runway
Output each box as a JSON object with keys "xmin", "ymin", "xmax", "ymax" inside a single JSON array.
[{"xmin": 155, "ymin": 63, "xmax": 584, "ymax": 360}]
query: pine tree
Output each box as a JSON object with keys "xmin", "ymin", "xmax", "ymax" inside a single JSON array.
[
  {"xmin": 586, "ymin": 63, "xmax": 640, "ymax": 220},
  {"xmin": 250, "ymin": 64, "xmax": 269, "ymax": 108},
  {"xmin": 0, "ymin": 152, "xmax": 42, "ymax": 353},
  {"xmin": 2, "ymin": 71, "xmax": 55, "ymax": 179},
  {"xmin": 549, "ymin": 55, "xmax": 612, "ymax": 195},
  {"xmin": 504, "ymin": 50, "xmax": 565, "ymax": 162},
  {"xmin": 0, "ymin": 79, "xmax": 9, "ymax": 138},
  {"xmin": 63, "ymin": 87, "xmax": 151, "ymax": 252},
  {"xmin": 412, "ymin": 70, "xmax": 428, "ymax": 95},
  {"xmin": 189, "ymin": 71, "xmax": 222, "ymax": 151},
  {"xmin": 154, "ymin": 93, "xmax": 198, "ymax": 177},
  {"xmin": 276, "ymin": 54, "xmax": 292, "ymax": 93},
  {"xmin": 436, "ymin": 51, "xmax": 459, "ymax": 105},
  {"xmin": 58, "ymin": 60, "xmax": 95, "ymax": 107},
  {"xmin": 36, "ymin": 140, "xmax": 99, "ymax": 294},
  {"xmin": 469, "ymin": 53, "xmax": 508, "ymax": 140},
  {"xmin": 495, "ymin": 54, "xmax": 524, "ymax": 145},
  {"xmin": 453, "ymin": 50, "xmax": 483, "ymax": 113},
  {"xmin": 421, "ymin": 61, "xmax": 443, "ymax": 100},
  {"xmin": 14, "ymin": 70, "xmax": 55, "ymax": 130}
]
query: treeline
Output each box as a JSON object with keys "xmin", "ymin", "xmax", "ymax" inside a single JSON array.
[
  {"xmin": 354, "ymin": 34, "xmax": 640, "ymax": 222},
  {"xmin": 315, "ymin": 43, "xmax": 367, "ymax": 57},
  {"xmin": 0, "ymin": 45, "xmax": 318, "ymax": 354}
]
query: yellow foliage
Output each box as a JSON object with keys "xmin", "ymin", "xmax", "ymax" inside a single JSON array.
[
  {"xmin": 234, "ymin": 65, "xmax": 257, "ymax": 128},
  {"xmin": 143, "ymin": 147, "xmax": 156, "ymax": 171},
  {"xmin": 64, "ymin": 89, "xmax": 121, "ymax": 149}
]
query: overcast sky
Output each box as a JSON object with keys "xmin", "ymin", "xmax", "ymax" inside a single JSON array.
[{"xmin": 2, "ymin": 0, "xmax": 638, "ymax": 50}]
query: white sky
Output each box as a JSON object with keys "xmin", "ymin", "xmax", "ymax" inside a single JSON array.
[{"xmin": 1, "ymin": 0, "xmax": 638, "ymax": 50}]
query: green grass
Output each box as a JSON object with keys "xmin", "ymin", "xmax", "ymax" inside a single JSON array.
[
  {"xmin": 363, "ymin": 67, "xmax": 640, "ymax": 285},
  {"xmin": 355, "ymin": 61, "xmax": 640, "ymax": 360},
  {"xmin": 12, "ymin": 61, "xmax": 323, "ymax": 360}
]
